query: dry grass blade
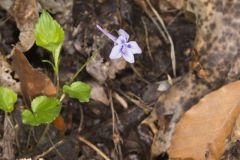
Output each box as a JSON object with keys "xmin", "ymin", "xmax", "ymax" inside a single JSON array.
[
  {"xmin": 78, "ymin": 136, "xmax": 111, "ymax": 160},
  {"xmin": 145, "ymin": 0, "xmax": 176, "ymax": 77},
  {"xmin": 10, "ymin": 0, "xmax": 38, "ymax": 52},
  {"xmin": 33, "ymin": 139, "xmax": 64, "ymax": 160},
  {"xmin": 169, "ymin": 81, "xmax": 240, "ymax": 160}
]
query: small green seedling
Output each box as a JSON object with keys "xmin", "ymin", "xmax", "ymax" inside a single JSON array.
[
  {"xmin": 63, "ymin": 81, "xmax": 91, "ymax": 103},
  {"xmin": 1, "ymin": 10, "xmax": 92, "ymax": 127},
  {"xmin": 35, "ymin": 10, "xmax": 64, "ymax": 88},
  {"xmin": 20, "ymin": 10, "xmax": 91, "ymax": 126},
  {"xmin": 22, "ymin": 96, "xmax": 60, "ymax": 126},
  {"xmin": 0, "ymin": 86, "xmax": 17, "ymax": 112}
]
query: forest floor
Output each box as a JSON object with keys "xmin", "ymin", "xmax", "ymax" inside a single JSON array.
[{"xmin": 0, "ymin": 0, "xmax": 239, "ymax": 160}]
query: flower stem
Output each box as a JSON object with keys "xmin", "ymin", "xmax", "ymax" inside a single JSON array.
[
  {"xmin": 53, "ymin": 45, "xmax": 62, "ymax": 91},
  {"xmin": 69, "ymin": 40, "xmax": 107, "ymax": 84}
]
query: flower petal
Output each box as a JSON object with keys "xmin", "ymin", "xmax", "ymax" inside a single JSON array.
[
  {"xmin": 118, "ymin": 29, "xmax": 129, "ymax": 42},
  {"xmin": 122, "ymin": 50, "xmax": 134, "ymax": 63},
  {"xmin": 96, "ymin": 25, "xmax": 117, "ymax": 42},
  {"xmin": 115, "ymin": 35, "xmax": 127, "ymax": 45},
  {"xmin": 109, "ymin": 45, "xmax": 122, "ymax": 59},
  {"xmin": 127, "ymin": 41, "xmax": 142, "ymax": 54}
]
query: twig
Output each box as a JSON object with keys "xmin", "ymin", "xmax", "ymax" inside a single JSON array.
[
  {"xmin": 116, "ymin": 89, "xmax": 151, "ymax": 113},
  {"xmin": 0, "ymin": 15, "xmax": 10, "ymax": 27},
  {"xmin": 77, "ymin": 135, "xmax": 111, "ymax": 160},
  {"xmin": 130, "ymin": 64, "xmax": 149, "ymax": 84},
  {"xmin": 141, "ymin": 17, "xmax": 153, "ymax": 62},
  {"xmin": 145, "ymin": 0, "xmax": 176, "ymax": 77},
  {"xmin": 34, "ymin": 139, "xmax": 64, "ymax": 160},
  {"xmin": 69, "ymin": 39, "xmax": 107, "ymax": 84},
  {"xmin": 47, "ymin": 132, "xmax": 65, "ymax": 160},
  {"xmin": 25, "ymin": 127, "xmax": 33, "ymax": 150},
  {"xmin": 78, "ymin": 106, "xmax": 84, "ymax": 132},
  {"xmin": 8, "ymin": 113, "xmax": 20, "ymax": 150},
  {"xmin": 59, "ymin": 40, "xmax": 108, "ymax": 103},
  {"xmin": 144, "ymin": 10, "xmax": 169, "ymax": 43},
  {"xmin": 168, "ymin": 11, "xmax": 183, "ymax": 26},
  {"xmin": 109, "ymin": 90, "xmax": 123, "ymax": 160}
]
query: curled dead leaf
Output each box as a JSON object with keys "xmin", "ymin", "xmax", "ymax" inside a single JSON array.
[
  {"xmin": 113, "ymin": 92, "xmax": 128, "ymax": 109},
  {"xmin": 9, "ymin": 0, "xmax": 38, "ymax": 52},
  {"xmin": 86, "ymin": 54, "xmax": 127, "ymax": 83},
  {"xmin": 0, "ymin": 54, "xmax": 20, "ymax": 93},
  {"xmin": 53, "ymin": 115, "xmax": 65, "ymax": 137},
  {"xmin": 168, "ymin": 81, "xmax": 240, "ymax": 160},
  {"xmin": 11, "ymin": 47, "xmax": 57, "ymax": 104},
  {"xmin": 89, "ymin": 81, "xmax": 109, "ymax": 105}
]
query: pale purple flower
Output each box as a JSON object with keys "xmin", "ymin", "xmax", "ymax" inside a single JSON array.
[{"xmin": 96, "ymin": 25, "xmax": 142, "ymax": 63}]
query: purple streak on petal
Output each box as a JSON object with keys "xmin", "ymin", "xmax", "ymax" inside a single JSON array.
[
  {"xmin": 127, "ymin": 41, "xmax": 142, "ymax": 54},
  {"xmin": 96, "ymin": 25, "xmax": 117, "ymax": 42},
  {"xmin": 109, "ymin": 44, "xmax": 122, "ymax": 59},
  {"xmin": 122, "ymin": 50, "xmax": 134, "ymax": 63},
  {"xmin": 117, "ymin": 29, "xmax": 129, "ymax": 42}
]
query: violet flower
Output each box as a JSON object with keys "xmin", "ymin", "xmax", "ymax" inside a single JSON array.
[{"xmin": 96, "ymin": 25, "xmax": 142, "ymax": 63}]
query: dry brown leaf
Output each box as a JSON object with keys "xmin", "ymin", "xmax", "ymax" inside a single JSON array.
[
  {"xmin": 168, "ymin": 81, "xmax": 240, "ymax": 160},
  {"xmin": 231, "ymin": 114, "xmax": 240, "ymax": 144},
  {"xmin": 11, "ymin": 47, "xmax": 57, "ymax": 104},
  {"xmin": 0, "ymin": 114, "xmax": 16, "ymax": 159},
  {"xmin": 86, "ymin": 54, "xmax": 127, "ymax": 83},
  {"xmin": 113, "ymin": 92, "xmax": 128, "ymax": 109},
  {"xmin": 0, "ymin": 54, "xmax": 20, "ymax": 93},
  {"xmin": 0, "ymin": 0, "xmax": 14, "ymax": 11},
  {"xmin": 9, "ymin": 0, "xmax": 38, "ymax": 52},
  {"xmin": 86, "ymin": 54, "xmax": 109, "ymax": 83},
  {"xmin": 89, "ymin": 81, "xmax": 109, "ymax": 105}
]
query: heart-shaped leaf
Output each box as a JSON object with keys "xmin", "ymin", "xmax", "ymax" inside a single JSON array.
[
  {"xmin": 22, "ymin": 96, "xmax": 60, "ymax": 126},
  {"xmin": 35, "ymin": 10, "xmax": 64, "ymax": 53},
  {"xmin": 63, "ymin": 81, "xmax": 91, "ymax": 103},
  {"xmin": 0, "ymin": 86, "xmax": 17, "ymax": 112},
  {"xmin": 34, "ymin": 10, "xmax": 64, "ymax": 71}
]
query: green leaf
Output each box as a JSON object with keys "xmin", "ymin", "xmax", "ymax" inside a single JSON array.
[
  {"xmin": 63, "ymin": 81, "xmax": 91, "ymax": 103},
  {"xmin": 35, "ymin": 10, "xmax": 64, "ymax": 53},
  {"xmin": 22, "ymin": 96, "xmax": 61, "ymax": 126},
  {"xmin": 0, "ymin": 86, "xmax": 17, "ymax": 112}
]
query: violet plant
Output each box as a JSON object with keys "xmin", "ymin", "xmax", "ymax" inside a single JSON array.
[
  {"xmin": 20, "ymin": 10, "xmax": 92, "ymax": 126},
  {"xmin": 0, "ymin": 11, "xmax": 91, "ymax": 127},
  {"xmin": 0, "ymin": 11, "xmax": 142, "ymax": 127},
  {"xmin": 96, "ymin": 25, "xmax": 142, "ymax": 63}
]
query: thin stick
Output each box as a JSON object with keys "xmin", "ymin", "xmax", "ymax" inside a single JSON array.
[
  {"xmin": 47, "ymin": 132, "xmax": 65, "ymax": 160},
  {"xmin": 8, "ymin": 113, "xmax": 20, "ymax": 151},
  {"xmin": 69, "ymin": 40, "xmax": 107, "ymax": 84},
  {"xmin": 144, "ymin": 10, "xmax": 169, "ymax": 43},
  {"xmin": 59, "ymin": 40, "xmax": 107, "ymax": 103},
  {"xmin": 116, "ymin": 89, "xmax": 151, "ymax": 113},
  {"xmin": 26, "ymin": 127, "xmax": 33, "ymax": 150},
  {"xmin": 36, "ymin": 124, "xmax": 50, "ymax": 147},
  {"xmin": 146, "ymin": 0, "xmax": 176, "ymax": 77},
  {"xmin": 78, "ymin": 135, "xmax": 111, "ymax": 160},
  {"xmin": 78, "ymin": 106, "xmax": 84, "ymax": 132},
  {"xmin": 34, "ymin": 139, "xmax": 64, "ymax": 159},
  {"xmin": 130, "ymin": 64, "xmax": 149, "ymax": 84},
  {"xmin": 141, "ymin": 17, "xmax": 153, "ymax": 62},
  {"xmin": 109, "ymin": 90, "xmax": 123, "ymax": 160}
]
